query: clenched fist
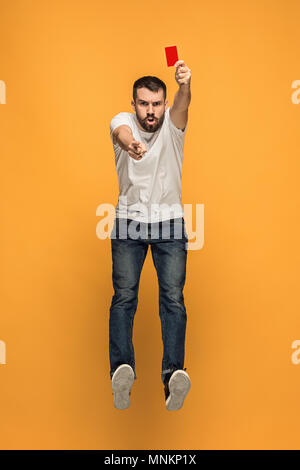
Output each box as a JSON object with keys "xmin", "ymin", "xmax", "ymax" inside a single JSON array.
[
  {"xmin": 174, "ymin": 60, "xmax": 191, "ymax": 86},
  {"xmin": 127, "ymin": 140, "xmax": 147, "ymax": 160}
]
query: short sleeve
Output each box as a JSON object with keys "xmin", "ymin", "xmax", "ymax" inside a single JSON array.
[
  {"xmin": 109, "ymin": 112, "xmax": 133, "ymax": 142},
  {"xmin": 166, "ymin": 107, "xmax": 188, "ymax": 153}
]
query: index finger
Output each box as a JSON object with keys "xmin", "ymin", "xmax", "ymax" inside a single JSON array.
[{"xmin": 175, "ymin": 60, "xmax": 185, "ymax": 68}]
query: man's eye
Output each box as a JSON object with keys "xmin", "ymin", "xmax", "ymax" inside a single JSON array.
[{"xmin": 141, "ymin": 102, "xmax": 160, "ymax": 105}]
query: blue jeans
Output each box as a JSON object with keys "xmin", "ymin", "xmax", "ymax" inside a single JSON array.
[{"xmin": 108, "ymin": 216, "xmax": 188, "ymax": 385}]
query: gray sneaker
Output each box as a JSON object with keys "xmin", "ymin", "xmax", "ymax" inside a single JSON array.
[
  {"xmin": 165, "ymin": 370, "xmax": 191, "ymax": 411},
  {"xmin": 111, "ymin": 364, "xmax": 135, "ymax": 410}
]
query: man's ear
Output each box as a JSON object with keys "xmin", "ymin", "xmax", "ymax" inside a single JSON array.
[
  {"xmin": 165, "ymin": 99, "xmax": 169, "ymax": 109},
  {"xmin": 131, "ymin": 100, "xmax": 136, "ymax": 111}
]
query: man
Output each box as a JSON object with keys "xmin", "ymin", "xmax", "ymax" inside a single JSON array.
[{"xmin": 108, "ymin": 60, "xmax": 192, "ymax": 411}]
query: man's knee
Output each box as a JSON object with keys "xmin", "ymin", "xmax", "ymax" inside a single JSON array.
[
  {"xmin": 111, "ymin": 286, "xmax": 138, "ymax": 309},
  {"xmin": 160, "ymin": 286, "xmax": 186, "ymax": 311}
]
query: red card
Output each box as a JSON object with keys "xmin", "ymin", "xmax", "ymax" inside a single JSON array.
[{"xmin": 165, "ymin": 46, "xmax": 178, "ymax": 67}]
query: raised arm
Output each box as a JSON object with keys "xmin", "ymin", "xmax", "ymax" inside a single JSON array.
[{"xmin": 169, "ymin": 60, "xmax": 191, "ymax": 131}]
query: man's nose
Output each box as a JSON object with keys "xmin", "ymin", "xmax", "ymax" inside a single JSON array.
[{"xmin": 147, "ymin": 104, "xmax": 154, "ymax": 114}]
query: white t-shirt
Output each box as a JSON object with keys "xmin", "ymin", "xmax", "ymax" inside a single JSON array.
[{"xmin": 109, "ymin": 106, "xmax": 188, "ymax": 223}]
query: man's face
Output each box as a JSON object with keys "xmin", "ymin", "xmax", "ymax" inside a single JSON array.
[{"xmin": 131, "ymin": 88, "xmax": 168, "ymax": 133}]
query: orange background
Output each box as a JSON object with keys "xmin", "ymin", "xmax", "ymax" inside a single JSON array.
[{"xmin": 1, "ymin": 0, "xmax": 300, "ymax": 450}]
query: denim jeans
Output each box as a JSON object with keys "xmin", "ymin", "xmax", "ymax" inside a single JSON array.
[{"xmin": 108, "ymin": 216, "xmax": 188, "ymax": 385}]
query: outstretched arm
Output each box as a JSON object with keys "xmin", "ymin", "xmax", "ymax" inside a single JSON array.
[{"xmin": 112, "ymin": 125, "xmax": 147, "ymax": 160}]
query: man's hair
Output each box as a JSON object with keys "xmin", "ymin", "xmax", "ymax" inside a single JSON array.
[{"xmin": 133, "ymin": 76, "xmax": 167, "ymax": 103}]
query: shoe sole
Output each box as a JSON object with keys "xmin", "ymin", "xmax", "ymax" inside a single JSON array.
[
  {"xmin": 166, "ymin": 370, "xmax": 191, "ymax": 411},
  {"xmin": 112, "ymin": 364, "xmax": 135, "ymax": 410}
]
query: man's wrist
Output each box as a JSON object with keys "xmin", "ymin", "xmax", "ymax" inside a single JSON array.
[{"xmin": 178, "ymin": 82, "xmax": 191, "ymax": 93}]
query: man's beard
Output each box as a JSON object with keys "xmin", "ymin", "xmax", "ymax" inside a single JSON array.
[{"xmin": 136, "ymin": 111, "xmax": 165, "ymax": 132}]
